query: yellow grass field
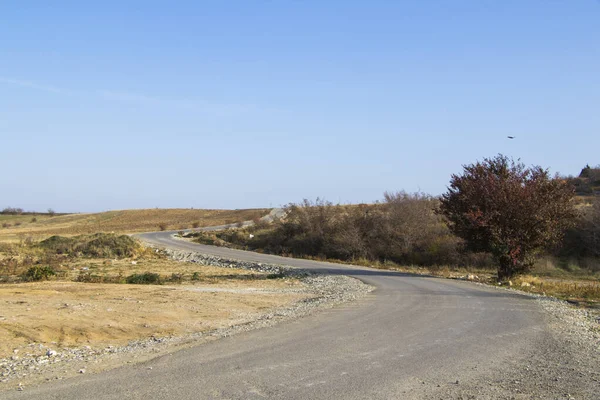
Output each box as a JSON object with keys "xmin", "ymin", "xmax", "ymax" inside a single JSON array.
[
  {"xmin": 0, "ymin": 208, "xmax": 270, "ymax": 242},
  {"xmin": 0, "ymin": 259, "xmax": 307, "ymax": 359}
]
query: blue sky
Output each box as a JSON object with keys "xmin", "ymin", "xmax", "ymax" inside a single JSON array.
[{"xmin": 1, "ymin": 1, "xmax": 599, "ymax": 212}]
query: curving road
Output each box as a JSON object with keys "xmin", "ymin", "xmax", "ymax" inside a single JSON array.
[{"xmin": 5, "ymin": 230, "xmax": 551, "ymax": 399}]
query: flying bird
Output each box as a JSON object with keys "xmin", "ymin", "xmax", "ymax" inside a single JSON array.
[{"xmin": 507, "ymin": 136, "xmax": 515, "ymax": 139}]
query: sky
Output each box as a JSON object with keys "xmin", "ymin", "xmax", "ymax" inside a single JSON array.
[{"xmin": 1, "ymin": 0, "xmax": 599, "ymax": 212}]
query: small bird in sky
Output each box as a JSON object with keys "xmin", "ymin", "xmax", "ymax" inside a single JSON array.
[{"xmin": 507, "ymin": 136, "xmax": 515, "ymax": 139}]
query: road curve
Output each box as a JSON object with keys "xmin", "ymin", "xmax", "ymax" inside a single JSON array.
[{"xmin": 5, "ymin": 231, "xmax": 549, "ymax": 399}]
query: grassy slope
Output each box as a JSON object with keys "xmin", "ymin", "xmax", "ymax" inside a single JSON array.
[{"xmin": 0, "ymin": 208, "xmax": 270, "ymax": 242}]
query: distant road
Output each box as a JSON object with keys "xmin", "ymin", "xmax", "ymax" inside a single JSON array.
[{"xmin": 6, "ymin": 229, "xmax": 552, "ymax": 399}]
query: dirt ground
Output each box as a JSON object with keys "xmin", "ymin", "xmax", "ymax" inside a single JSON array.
[{"xmin": 0, "ymin": 266, "xmax": 308, "ymax": 359}]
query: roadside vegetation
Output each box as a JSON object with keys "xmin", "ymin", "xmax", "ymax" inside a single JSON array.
[
  {"xmin": 186, "ymin": 156, "xmax": 600, "ymax": 305},
  {"xmin": 0, "ymin": 232, "xmax": 304, "ymax": 359}
]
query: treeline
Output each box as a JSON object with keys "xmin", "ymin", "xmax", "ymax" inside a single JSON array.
[
  {"xmin": 210, "ymin": 192, "xmax": 600, "ymax": 272},
  {"xmin": 214, "ymin": 193, "xmax": 494, "ymax": 268},
  {"xmin": 1, "ymin": 207, "xmax": 58, "ymax": 216}
]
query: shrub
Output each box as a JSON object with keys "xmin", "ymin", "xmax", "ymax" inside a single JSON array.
[
  {"xmin": 439, "ymin": 154, "xmax": 577, "ymax": 279},
  {"xmin": 31, "ymin": 217, "xmax": 37, "ymax": 223},
  {"xmin": 1, "ymin": 223, "xmax": 10, "ymax": 228},
  {"xmin": 158, "ymin": 223, "xmax": 168, "ymax": 231},
  {"xmin": 126, "ymin": 272, "xmax": 161, "ymax": 284},
  {"xmin": 14, "ymin": 222, "xmax": 22, "ymax": 227},
  {"xmin": 1, "ymin": 207, "xmax": 23, "ymax": 215},
  {"xmin": 38, "ymin": 236, "xmax": 76, "ymax": 254},
  {"xmin": 39, "ymin": 233, "xmax": 142, "ymax": 258},
  {"xmin": 230, "ymin": 195, "xmax": 470, "ymax": 268},
  {"xmin": 192, "ymin": 221, "xmax": 200, "ymax": 229},
  {"xmin": 77, "ymin": 233, "xmax": 142, "ymax": 258},
  {"xmin": 191, "ymin": 272, "xmax": 201, "ymax": 281},
  {"xmin": 23, "ymin": 266, "xmax": 56, "ymax": 282},
  {"xmin": 75, "ymin": 272, "xmax": 104, "ymax": 283}
]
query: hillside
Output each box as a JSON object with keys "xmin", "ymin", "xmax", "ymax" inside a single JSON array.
[
  {"xmin": 566, "ymin": 165, "xmax": 600, "ymax": 196},
  {"xmin": 0, "ymin": 208, "xmax": 270, "ymax": 242}
]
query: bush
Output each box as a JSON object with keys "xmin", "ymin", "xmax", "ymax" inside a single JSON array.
[
  {"xmin": 559, "ymin": 198, "xmax": 600, "ymax": 266},
  {"xmin": 192, "ymin": 221, "xmax": 200, "ymax": 229},
  {"xmin": 77, "ymin": 233, "xmax": 142, "ymax": 258},
  {"xmin": 75, "ymin": 272, "xmax": 104, "ymax": 283},
  {"xmin": 38, "ymin": 236, "xmax": 76, "ymax": 254},
  {"xmin": 1, "ymin": 223, "xmax": 10, "ymax": 228},
  {"xmin": 1, "ymin": 207, "xmax": 23, "ymax": 215},
  {"xmin": 39, "ymin": 233, "xmax": 142, "ymax": 258},
  {"xmin": 439, "ymin": 155, "xmax": 577, "ymax": 279},
  {"xmin": 158, "ymin": 223, "xmax": 168, "ymax": 231},
  {"xmin": 126, "ymin": 272, "xmax": 161, "ymax": 284},
  {"xmin": 31, "ymin": 217, "xmax": 37, "ymax": 223},
  {"xmin": 23, "ymin": 265, "xmax": 56, "ymax": 281},
  {"xmin": 230, "ymin": 194, "xmax": 473, "ymax": 268}
]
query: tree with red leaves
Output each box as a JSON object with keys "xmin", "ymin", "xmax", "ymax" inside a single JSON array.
[{"xmin": 439, "ymin": 155, "xmax": 577, "ymax": 280}]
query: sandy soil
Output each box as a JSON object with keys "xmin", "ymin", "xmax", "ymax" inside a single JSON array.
[{"xmin": 0, "ymin": 277, "xmax": 308, "ymax": 359}]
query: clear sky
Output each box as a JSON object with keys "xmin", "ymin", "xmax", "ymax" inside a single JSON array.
[{"xmin": 1, "ymin": 1, "xmax": 599, "ymax": 212}]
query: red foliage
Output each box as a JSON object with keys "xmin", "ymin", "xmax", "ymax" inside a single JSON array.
[{"xmin": 438, "ymin": 155, "xmax": 577, "ymax": 279}]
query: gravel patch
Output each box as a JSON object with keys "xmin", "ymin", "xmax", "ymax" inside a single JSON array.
[{"xmin": 0, "ymin": 247, "xmax": 373, "ymax": 391}]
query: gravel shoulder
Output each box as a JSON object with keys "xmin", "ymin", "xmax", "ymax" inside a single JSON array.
[{"xmin": 0, "ymin": 247, "xmax": 373, "ymax": 393}]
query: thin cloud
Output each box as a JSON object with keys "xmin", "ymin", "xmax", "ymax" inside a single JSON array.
[
  {"xmin": 98, "ymin": 89, "xmax": 275, "ymax": 116},
  {"xmin": 0, "ymin": 77, "xmax": 74, "ymax": 95},
  {"xmin": 97, "ymin": 90, "xmax": 163, "ymax": 105},
  {"xmin": 1, "ymin": 77, "xmax": 276, "ymax": 116}
]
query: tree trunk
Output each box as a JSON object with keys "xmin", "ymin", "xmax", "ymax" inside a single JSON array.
[{"xmin": 497, "ymin": 255, "xmax": 514, "ymax": 281}]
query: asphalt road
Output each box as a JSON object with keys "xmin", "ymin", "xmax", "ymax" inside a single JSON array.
[{"xmin": 5, "ymin": 231, "xmax": 549, "ymax": 399}]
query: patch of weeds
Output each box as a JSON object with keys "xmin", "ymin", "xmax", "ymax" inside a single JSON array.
[
  {"xmin": 169, "ymin": 272, "xmax": 184, "ymax": 283},
  {"xmin": 78, "ymin": 233, "xmax": 142, "ymax": 258},
  {"xmin": 191, "ymin": 272, "xmax": 201, "ymax": 281},
  {"xmin": 38, "ymin": 236, "xmax": 76, "ymax": 254},
  {"xmin": 22, "ymin": 265, "xmax": 56, "ymax": 282},
  {"xmin": 126, "ymin": 272, "xmax": 162, "ymax": 285},
  {"xmin": 75, "ymin": 272, "xmax": 104, "ymax": 283}
]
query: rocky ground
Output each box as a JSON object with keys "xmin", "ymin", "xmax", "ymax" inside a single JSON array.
[{"xmin": 0, "ymin": 248, "xmax": 373, "ymax": 392}]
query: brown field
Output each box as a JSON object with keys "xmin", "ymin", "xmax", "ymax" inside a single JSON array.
[
  {"xmin": 0, "ymin": 259, "xmax": 307, "ymax": 359},
  {"xmin": 0, "ymin": 208, "xmax": 270, "ymax": 242}
]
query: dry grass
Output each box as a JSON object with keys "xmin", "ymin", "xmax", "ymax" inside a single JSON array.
[
  {"xmin": 0, "ymin": 208, "xmax": 270, "ymax": 242},
  {"xmin": 0, "ymin": 258, "xmax": 306, "ymax": 359},
  {"xmin": 512, "ymin": 275, "xmax": 600, "ymax": 304},
  {"xmin": 0, "ymin": 232, "xmax": 309, "ymax": 359}
]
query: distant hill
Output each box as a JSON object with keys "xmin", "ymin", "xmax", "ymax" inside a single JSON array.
[
  {"xmin": 0, "ymin": 208, "xmax": 270, "ymax": 242},
  {"xmin": 565, "ymin": 165, "xmax": 600, "ymax": 196}
]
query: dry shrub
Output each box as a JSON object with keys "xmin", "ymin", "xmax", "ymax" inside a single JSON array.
[{"xmin": 238, "ymin": 194, "xmax": 489, "ymax": 269}]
